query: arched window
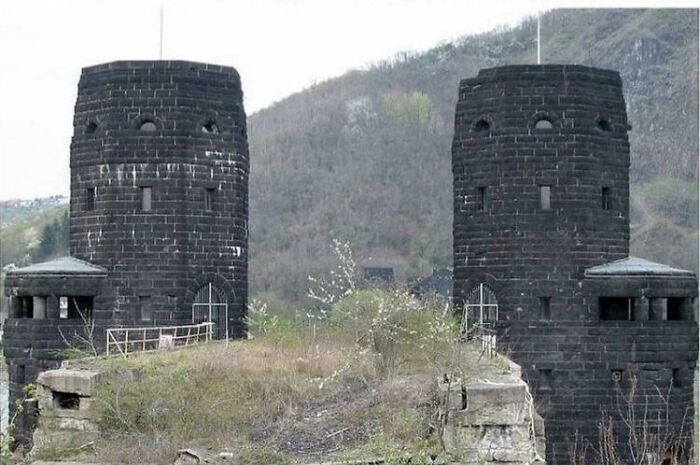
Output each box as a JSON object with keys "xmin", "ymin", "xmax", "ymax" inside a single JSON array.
[
  {"xmin": 139, "ymin": 120, "xmax": 158, "ymax": 131},
  {"xmin": 597, "ymin": 118, "xmax": 612, "ymax": 132},
  {"xmin": 201, "ymin": 120, "xmax": 220, "ymax": 134},
  {"xmin": 86, "ymin": 121, "xmax": 98, "ymax": 134},
  {"xmin": 192, "ymin": 283, "xmax": 228, "ymax": 339},
  {"xmin": 473, "ymin": 119, "xmax": 490, "ymax": 133},
  {"xmin": 534, "ymin": 117, "xmax": 554, "ymax": 129},
  {"xmin": 461, "ymin": 283, "xmax": 498, "ymax": 334}
]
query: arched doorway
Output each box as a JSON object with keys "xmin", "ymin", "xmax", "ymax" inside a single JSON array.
[
  {"xmin": 461, "ymin": 283, "xmax": 499, "ymax": 335},
  {"xmin": 192, "ymin": 283, "xmax": 228, "ymax": 339}
]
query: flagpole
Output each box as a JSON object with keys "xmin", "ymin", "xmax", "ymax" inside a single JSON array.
[
  {"xmin": 537, "ymin": 13, "xmax": 541, "ymax": 65},
  {"xmin": 159, "ymin": 8, "xmax": 164, "ymax": 60}
]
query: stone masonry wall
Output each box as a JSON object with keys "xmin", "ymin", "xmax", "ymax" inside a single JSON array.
[
  {"xmin": 452, "ymin": 65, "xmax": 630, "ymax": 320},
  {"xmin": 452, "ymin": 65, "xmax": 698, "ymax": 465},
  {"xmin": 439, "ymin": 358, "xmax": 545, "ymax": 465},
  {"xmin": 2, "ymin": 319, "xmax": 88, "ymax": 444},
  {"xmin": 70, "ymin": 61, "xmax": 249, "ymax": 336},
  {"xmin": 498, "ymin": 320, "xmax": 698, "ymax": 464}
]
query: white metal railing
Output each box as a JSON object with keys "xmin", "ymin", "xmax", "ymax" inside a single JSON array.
[
  {"xmin": 461, "ymin": 323, "xmax": 498, "ymax": 358},
  {"xmin": 473, "ymin": 323, "xmax": 498, "ymax": 358},
  {"xmin": 106, "ymin": 322, "xmax": 214, "ymax": 357}
]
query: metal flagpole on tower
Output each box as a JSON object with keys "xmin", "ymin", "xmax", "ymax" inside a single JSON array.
[
  {"xmin": 159, "ymin": 8, "xmax": 164, "ymax": 60},
  {"xmin": 537, "ymin": 13, "xmax": 541, "ymax": 64},
  {"xmin": 536, "ymin": 13, "xmax": 541, "ymax": 64}
]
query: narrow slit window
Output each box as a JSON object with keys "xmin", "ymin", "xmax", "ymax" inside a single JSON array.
[
  {"xmin": 68, "ymin": 296, "xmax": 93, "ymax": 320},
  {"xmin": 600, "ymin": 297, "xmax": 634, "ymax": 321},
  {"xmin": 672, "ymin": 368, "xmax": 682, "ymax": 388},
  {"xmin": 666, "ymin": 298, "xmax": 685, "ymax": 321},
  {"xmin": 139, "ymin": 296, "xmax": 152, "ymax": 321},
  {"xmin": 602, "ymin": 187, "xmax": 611, "ymax": 210},
  {"xmin": 86, "ymin": 187, "xmax": 96, "ymax": 211},
  {"xmin": 141, "ymin": 186, "xmax": 152, "ymax": 212},
  {"xmin": 478, "ymin": 187, "xmax": 486, "ymax": 211},
  {"xmin": 540, "ymin": 185, "xmax": 551, "ymax": 210},
  {"xmin": 539, "ymin": 297, "xmax": 551, "ymax": 320},
  {"xmin": 205, "ymin": 188, "xmax": 215, "ymax": 211},
  {"xmin": 539, "ymin": 369, "xmax": 553, "ymax": 391},
  {"xmin": 19, "ymin": 296, "xmax": 33, "ymax": 318}
]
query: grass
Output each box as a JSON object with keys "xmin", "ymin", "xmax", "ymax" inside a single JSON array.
[{"xmin": 58, "ymin": 288, "xmax": 502, "ymax": 465}]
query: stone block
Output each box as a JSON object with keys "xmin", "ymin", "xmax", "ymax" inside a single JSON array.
[
  {"xmin": 36, "ymin": 369, "xmax": 102, "ymax": 396},
  {"xmin": 464, "ymin": 382, "xmax": 527, "ymax": 412},
  {"xmin": 492, "ymin": 448, "xmax": 533, "ymax": 462},
  {"xmin": 453, "ymin": 400, "xmax": 529, "ymax": 426}
]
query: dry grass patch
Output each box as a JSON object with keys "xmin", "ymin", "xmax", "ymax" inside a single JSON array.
[{"xmin": 84, "ymin": 288, "xmax": 498, "ymax": 464}]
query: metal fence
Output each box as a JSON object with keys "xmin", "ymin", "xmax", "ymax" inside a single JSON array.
[
  {"xmin": 192, "ymin": 302, "xmax": 228, "ymax": 339},
  {"xmin": 470, "ymin": 323, "xmax": 498, "ymax": 358},
  {"xmin": 106, "ymin": 322, "xmax": 214, "ymax": 357}
]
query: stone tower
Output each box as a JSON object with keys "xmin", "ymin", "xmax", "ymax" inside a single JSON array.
[
  {"xmin": 4, "ymin": 60, "xmax": 249, "ymax": 442},
  {"xmin": 452, "ymin": 65, "xmax": 697, "ymax": 464},
  {"xmin": 70, "ymin": 60, "xmax": 249, "ymax": 337}
]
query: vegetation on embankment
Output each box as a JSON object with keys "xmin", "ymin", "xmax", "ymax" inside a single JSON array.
[
  {"xmin": 73, "ymin": 288, "xmax": 501, "ymax": 465},
  {"xmin": 0, "ymin": 204, "xmax": 68, "ymax": 269}
]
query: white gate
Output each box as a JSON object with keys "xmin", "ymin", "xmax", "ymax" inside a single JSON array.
[{"xmin": 192, "ymin": 283, "xmax": 229, "ymax": 339}]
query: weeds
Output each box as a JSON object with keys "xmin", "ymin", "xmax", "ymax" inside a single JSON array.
[
  {"xmin": 0, "ymin": 383, "xmax": 37, "ymax": 458},
  {"xmin": 81, "ymin": 241, "xmax": 495, "ymax": 463},
  {"xmin": 569, "ymin": 375, "xmax": 693, "ymax": 465}
]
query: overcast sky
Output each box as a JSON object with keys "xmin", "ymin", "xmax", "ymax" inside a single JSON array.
[{"xmin": 0, "ymin": 0, "xmax": 696, "ymax": 200}]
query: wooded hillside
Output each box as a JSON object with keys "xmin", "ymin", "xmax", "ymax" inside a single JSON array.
[
  {"xmin": 248, "ymin": 8, "xmax": 699, "ymax": 303},
  {"xmin": 2, "ymin": 9, "xmax": 697, "ymax": 307}
]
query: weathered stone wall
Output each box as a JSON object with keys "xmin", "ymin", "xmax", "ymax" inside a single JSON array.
[
  {"xmin": 2, "ymin": 319, "xmax": 88, "ymax": 444},
  {"xmin": 452, "ymin": 65, "xmax": 630, "ymax": 319},
  {"xmin": 439, "ymin": 358, "xmax": 545, "ymax": 465},
  {"xmin": 499, "ymin": 320, "xmax": 698, "ymax": 464},
  {"xmin": 31, "ymin": 367, "xmax": 138, "ymax": 457},
  {"xmin": 4, "ymin": 59, "xmax": 249, "ymax": 448},
  {"xmin": 69, "ymin": 60, "xmax": 249, "ymax": 335},
  {"xmin": 451, "ymin": 65, "xmax": 698, "ymax": 465}
]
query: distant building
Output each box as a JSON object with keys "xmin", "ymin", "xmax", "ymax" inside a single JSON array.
[
  {"xmin": 361, "ymin": 267, "xmax": 395, "ymax": 287},
  {"xmin": 410, "ymin": 268, "xmax": 452, "ymax": 302},
  {"xmin": 452, "ymin": 65, "xmax": 698, "ymax": 465}
]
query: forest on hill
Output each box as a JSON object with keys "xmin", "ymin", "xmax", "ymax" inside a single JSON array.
[
  {"xmin": 248, "ymin": 8, "xmax": 699, "ymax": 303},
  {"xmin": 1, "ymin": 9, "xmax": 698, "ymax": 308}
]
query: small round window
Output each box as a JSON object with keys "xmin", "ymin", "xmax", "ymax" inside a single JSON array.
[
  {"xmin": 86, "ymin": 121, "xmax": 98, "ymax": 134},
  {"xmin": 473, "ymin": 119, "xmax": 490, "ymax": 133},
  {"xmin": 139, "ymin": 120, "xmax": 158, "ymax": 132},
  {"xmin": 534, "ymin": 118, "xmax": 554, "ymax": 129},
  {"xmin": 597, "ymin": 119, "xmax": 612, "ymax": 132},
  {"xmin": 202, "ymin": 120, "xmax": 220, "ymax": 134}
]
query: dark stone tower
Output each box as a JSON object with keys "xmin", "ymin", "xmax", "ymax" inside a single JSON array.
[
  {"xmin": 4, "ymin": 60, "xmax": 249, "ymax": 444},
  {"xmin": 452, "ymin": 65, "xmax": 698, "ymax": 464},
  {"xmin": 70, "ymin": 60, "xmax": 248, "ymax": 337}
]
